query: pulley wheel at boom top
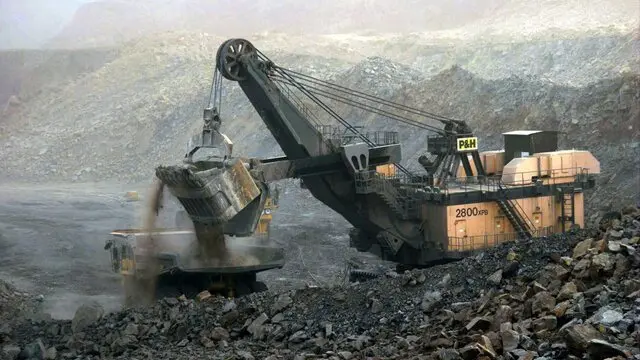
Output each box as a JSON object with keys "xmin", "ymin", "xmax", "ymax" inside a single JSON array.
[{"xmin": 217, "ymin": 38, "xmax": 256, "ymax": 81}]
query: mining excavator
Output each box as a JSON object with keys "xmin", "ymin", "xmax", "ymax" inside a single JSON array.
[
  {"xmin": 106, "ymin": 38, "xmax": 600, "ymax": 300},
  {"xmin": 204, "ymin": 38, "xmax": 599, "ymax": 265}
]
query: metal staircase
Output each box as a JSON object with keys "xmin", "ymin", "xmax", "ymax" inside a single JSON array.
[
  {"xmin": 496, "ymin": 182, "xmax": 536, "ymax": 239},
  {"xmin": 377, "ymin": 181, "xmax": 418, "ymax": 219},
  {"xmin": 354, "ymin": 171, "xmax": 418, "ymax": 220},
  {"xmin": 559, "ymin": 187, "xmax": 576, "ymax": 232}
]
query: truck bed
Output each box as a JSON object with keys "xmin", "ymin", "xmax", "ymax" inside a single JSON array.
[{"xmin": 107, "ymin": 228, "xmax": 285, "ymax": 274}]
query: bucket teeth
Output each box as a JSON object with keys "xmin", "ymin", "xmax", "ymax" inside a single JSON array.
[{"xmin": 155, "ymin": 165, "xmax": 205, "ymax": 189}]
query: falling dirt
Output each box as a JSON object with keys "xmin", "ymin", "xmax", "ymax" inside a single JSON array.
[
  {"xmin": 122, "ymin": 178, "xmax": 165, "ymax": 306},
  {"xmin": 123, "ymin": 176, "xmax": 262, "ymax": 306},
  {"xmin": 190, "ymin": 223, "xmax": 261, "ymax": 268},
  {"xmin": 193, "ymin": 223, "xmax": 229, "ymax": 264}
]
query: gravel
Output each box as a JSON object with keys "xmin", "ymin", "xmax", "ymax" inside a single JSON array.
[{"xmin": 2, "ymin": 205, "xmax": 639, "ymax": 359}]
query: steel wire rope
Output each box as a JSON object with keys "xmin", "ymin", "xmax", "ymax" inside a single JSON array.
[
  {"xmin": 257, "ymin": 50, "xmax": 414, "ymax": 176},
  {"xmin": 271, "ymin": 75, "xmax": 448, "ymax": 134},
  {"xmin": 271, "ymin": 73, "xmax": 418, "ymax": 176},
  {"xmin": 268, "ymin": 65, "xmax": 375, "ymax": 147},
  {"xmin": 272, "ymin": 65, "xmax": 466, "ymax": 126}
]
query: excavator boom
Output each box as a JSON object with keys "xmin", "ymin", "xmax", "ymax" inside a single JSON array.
[{"xmin": 216, "ymin": 39, "xmax": 404, "ymax": 236}]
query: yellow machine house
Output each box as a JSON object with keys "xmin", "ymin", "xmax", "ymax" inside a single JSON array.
[{"xmin": 440, "ymin": 130, "xmax": 600, "ymax": 253}]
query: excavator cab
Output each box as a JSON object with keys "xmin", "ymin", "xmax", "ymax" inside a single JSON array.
[{"xmin": 104, "ymin": 232, "xmax": 137, "ymax": 276}]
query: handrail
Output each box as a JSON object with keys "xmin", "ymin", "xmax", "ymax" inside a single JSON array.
[
  {"xmin": 316, "ymin": 125, "xmax": 399, "ymax": 146},
  {"xmin": 354, "ymin": 170, "xmax": 421, "ymax": 218},
  {"xmin": 357, "ymin": 166, "xmax": 592, "ymax": 194},
  {"xmin": 442, "ymin": 166, "xmax": 593, "ymax": 195},
  {"xmin": 354, "ymin": 167, "xmax": 593, "ymax": 222},
  {"xmin": 447, "ymin": 226, "xmax": 554, "ymax": 253},
  {"xmin": 496, "ymin": 181, "xmax": 536, "ymax": 234}
]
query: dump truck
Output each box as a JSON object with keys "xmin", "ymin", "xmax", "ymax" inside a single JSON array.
[
  {"xmin": 105, "ymin": 188, "xmax": 283, "ymax": 301},
  {"xmin": 105, "ymin": 101, "xmax": 286, "ymax": 301}
]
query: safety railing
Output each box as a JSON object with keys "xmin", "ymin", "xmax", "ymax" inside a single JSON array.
[
  {"xmin": 354, "ymin": 170, "xmax": 422, "ymax": 218},
  {"xmin": 355, "ymin": 166, "xmax": 592, "ymax": 197},
  {"xmin": 316, "ymin": 125, "xmax": 399, "ymax": 146},
  {"xmin": 441, "ymin": 166, "xmax": 593, "ymax": 194},
  {"xmin": 447, "ymin": 226, "xmax": 555, "ymax": 253},
  {"xmin": 354, "ymin": 170, "xmax": 427, "ymax": 192}
]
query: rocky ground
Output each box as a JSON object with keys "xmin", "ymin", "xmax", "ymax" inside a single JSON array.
[
  {"xmin": 0, "ymin": 281, "xmax": 43, "ymax": 325},
  {"xmin": 1, "ymin": 205, "xmax": 639, "ymax": 360},
  {"xmin": 0, "ymin": 4, "xmax": 638, "ymax": 359},
  {"xmin": 0, "ymin": 180, "xmax": 382, "ymax": 319}
]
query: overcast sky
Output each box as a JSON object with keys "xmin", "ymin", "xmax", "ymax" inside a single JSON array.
[{"xmin": 0, "ymin": 0, "xmax": 92, "ymax": 49}]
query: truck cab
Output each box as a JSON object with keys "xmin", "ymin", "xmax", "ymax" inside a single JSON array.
[{"xmin": 255, "ymin": 186, "xmax": 279, "ymax": 240}]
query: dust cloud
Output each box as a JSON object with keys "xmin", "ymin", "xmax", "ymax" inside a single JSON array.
[
  {"xmin": 124, "ymin": 176, "xmax": 262, "ymax": 305},
  {"xmin": 123, "ymin": 178, "xmax": 165, "ymax": 306}
]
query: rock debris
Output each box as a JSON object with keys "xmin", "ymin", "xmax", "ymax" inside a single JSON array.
[{"xmin": 1, "ymin": 205, "xmax": 639, "ymax": 359}]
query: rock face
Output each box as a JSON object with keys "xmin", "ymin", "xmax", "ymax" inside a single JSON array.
[
  {"xmin": 0, "ymin": 31, "xmax": 638, "ymax": 214},
  {"xmin": 1, "ymin": 205, "xmax": 639, "ymax": 359}
]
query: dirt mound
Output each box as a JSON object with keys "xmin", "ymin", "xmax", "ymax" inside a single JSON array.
[
  {"xmin": 2, "ymin": 205, "xmax": 639, "ymax": 359},
  {"xmin": 0, "ymin": 279, "xmax": 44, "ymax": 328}
]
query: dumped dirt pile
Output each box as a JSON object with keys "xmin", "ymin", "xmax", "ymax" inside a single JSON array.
[
  {"xmin": 0, "ymin": 281, "xmax": 42, "ymax": 326},
  {"xmin": 3, "ymin": 205, "xmax": 639, "ymax": 359}
]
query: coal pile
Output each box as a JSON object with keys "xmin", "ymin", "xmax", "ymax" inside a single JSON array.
[{"xmin": 3, "ymin": 206, "xmax": 640, "ymax": 360}]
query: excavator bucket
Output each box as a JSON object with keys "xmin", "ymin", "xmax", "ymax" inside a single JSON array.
[{"xmin": 155, "ymin": 158, "xmax": 261, "ymax": 225}]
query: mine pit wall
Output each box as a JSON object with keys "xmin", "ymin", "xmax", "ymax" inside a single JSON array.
[{"xmin": 440, "ymin": 192, "xmax": 585, "ymax": 253}]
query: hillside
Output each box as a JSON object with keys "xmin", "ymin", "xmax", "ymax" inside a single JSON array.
[
  {"xmin": 0, "ymin": 47, "xmax": 119, "ymax": 108},
  {"xmin": 2, "ymin": 30, "xmax": 637, "ymax": 112},
  {"xmin": 0, "ymin": 32, "xmax": 638, "ymax": 211}
]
